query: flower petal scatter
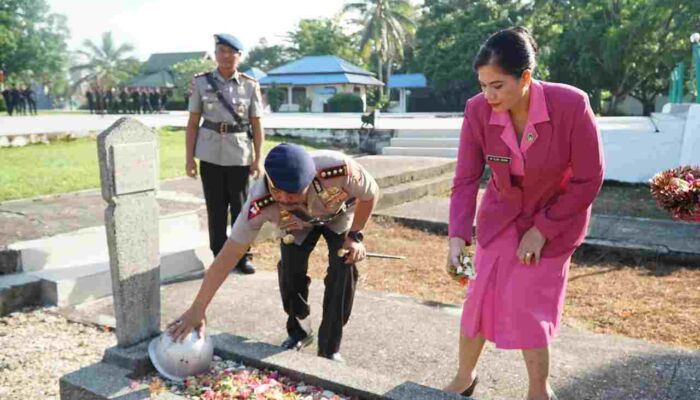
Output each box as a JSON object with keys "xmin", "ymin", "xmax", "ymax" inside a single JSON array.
[
  {"xmin": 649, "ymin": 166, "xmax": 700, "ymax": 221},
  {"xmin": 145, "ymin": 357, "xmax": 359, "ymax": 399}
]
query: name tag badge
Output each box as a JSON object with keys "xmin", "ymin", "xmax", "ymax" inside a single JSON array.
[{"xmin": 486, "ymin": 155, "xmax": 511, "ymax": 164}]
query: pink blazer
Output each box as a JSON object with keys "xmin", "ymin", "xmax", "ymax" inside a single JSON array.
[{"xmin": 449, "ymin": 81, "xmax": 605, "ymax": 257}]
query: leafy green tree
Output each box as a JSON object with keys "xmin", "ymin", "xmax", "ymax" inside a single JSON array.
[
  {"xmin": 171, "ymin": 58, "xmax": 217, "ymax": 99},
  {"xmin": 287, "ymin": 18, "xmax": 365, "ymax": 67},
  {"xmin": 531, "ymin": 0, "xmax": 700, "ymax": 115},
  {"xmin": 343, "ymin": 0, "xmax": 417, "ymax": 93},
  {"xmin": 239, "ymin": 38, "xmax": 293, "ymax": 72},
  {"xmin": 70, "ymin": 32, "xmax": 137, "ymax": 90},
  {"xmin": 411, "ymin": 0, "xmax": 529, "ymax": 110},
  {"xmin": 0, "ymin": 0, "xmax": 70, "ymax": 93}
]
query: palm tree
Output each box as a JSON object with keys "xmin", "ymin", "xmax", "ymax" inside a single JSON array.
[
  {"xmin": 343, "ymin": 0, "xmax": 416, "ymax": 95},
  {"xmin": 70, "ymin": 32, "xmax": 137, "ymax": 91}
]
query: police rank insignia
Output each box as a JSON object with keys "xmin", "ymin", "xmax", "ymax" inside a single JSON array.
[
  {"xmin": 248, "ymin": 195, "xmax": 275, "ymax": 219},
  {"xmin": 319, "ymin": 164, "xmax": 348, "ymax": 179}
]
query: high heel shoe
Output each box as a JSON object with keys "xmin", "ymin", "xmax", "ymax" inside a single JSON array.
[{"xmin": 460, "ymin": 375, "xmax": 479, "ymax": 397}]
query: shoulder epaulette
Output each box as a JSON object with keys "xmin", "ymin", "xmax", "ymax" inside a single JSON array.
[
  {"xmin": 248, "ymin": 194, "xmax": 275, "ymax": 219},
  {"xmin": 239, "ymin": 72, "xmax": 256, "ymax": 82},
  {"xmin": 318, "ymin": 163, "xmax": 348, "ymax": 179}
]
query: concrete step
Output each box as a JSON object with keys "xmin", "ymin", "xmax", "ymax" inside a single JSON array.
[
  {"xmin": 31, "ymin": 245, "xmax": 210, "ymax": 307},
  {"xmin": 357, "ymin": 155, "xmax": 456, "ymax": 188},
  {"xmin": 390, "ymin": 137, "xmax": 459, "ymax": 148},
  {"xmin": 395, "ymin": 129, "xmax": 460, "ymax": 138},
  {"xmin": 8, "ymin": 211, "xmax": 204, "ymax": 272},
  {"xmin": 0, "ymin": 211, "xmax": 210, "ymax": 312},
  {"xmin": 0, "ymin": 274, "xmax": 43, "ymax": 315},
  {"xmin": 376, "ymin": 173, "xmax": 453, "ymax": 210},
  {"xmin": 382, "ymin": 147, "xmax": 458, "ymax": 158}
]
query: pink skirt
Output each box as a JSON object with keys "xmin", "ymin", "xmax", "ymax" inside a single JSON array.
[{"xmin": 460, "ymin": 224, "xmax": 574, "ymax": 349}]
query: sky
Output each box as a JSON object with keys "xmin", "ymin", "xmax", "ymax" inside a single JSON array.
[{"xmin": 46, "ymin": 0, "xmax": 356, "ymax": 61}]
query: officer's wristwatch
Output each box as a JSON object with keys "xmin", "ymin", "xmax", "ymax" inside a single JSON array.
[{"xmin": 347, "ymin": 230, "xmax": 364, "ymax": 243}]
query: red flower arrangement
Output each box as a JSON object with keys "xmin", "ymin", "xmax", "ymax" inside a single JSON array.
[{"xmin": 649, "ymin": 166, "xmax": 700, "ymax": 222}]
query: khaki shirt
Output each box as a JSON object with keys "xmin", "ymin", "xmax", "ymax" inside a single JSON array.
[
  {"xmin": 189, "ymin": 69, "xmax": 263, "ymax": 166},
  {"xmin": 230, "ymin": 150, "xmax": 379, "ymax": 245}
]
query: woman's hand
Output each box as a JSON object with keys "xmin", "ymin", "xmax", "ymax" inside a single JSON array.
[
  {"xmin": 166, "ymin": 305, "xmax": 206, "ymax": 342},
  {"xmin": 448, "ymin": 237, "xmax": 466, "ymax": 267},
  {"xmin": 517, "ymin": 227, "xmax": 546, "ymax": 265}
]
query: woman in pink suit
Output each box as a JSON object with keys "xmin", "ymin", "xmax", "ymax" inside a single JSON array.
[{"xmin": 444, "ymin": 28, "xmax": 604, "ymax": 400}]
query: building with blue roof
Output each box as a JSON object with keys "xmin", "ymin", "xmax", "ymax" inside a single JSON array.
[
  {"xmin": 387, "ymin": 73, "xmax": 427, "ymax": 113},
  {"xmin": 259, "ymin": 55, "xmax": 383, "ymax": 112},
  {"xmin": 244, "ymin": 67, "xmax": 267, "ymax": 81}
]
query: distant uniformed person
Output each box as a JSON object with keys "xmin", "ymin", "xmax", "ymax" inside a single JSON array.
[
  {"xmin": 119, "ymin": 87, "xmax": 129, "ymax": 114},
  {"xmin": 169, "ymin": 144, "xmax": 379, "ymax": 362},
  {"xmin": 184, "ymin": 33, "xmax": 264, "ymax": 274},
  {"xmin": 24, "ymin": 87, "xmax": 36, "ymax": 115},
  {"xmin": 85, "ymin": 89, "xmax": 95, "ymax": 114},
  {"xmin": 2, "ymin": 87, "xmax": 13, "ymax": 116},
  {"xmin": 150, "ymin": 88, "xmax": 160, "ymax": 113},
  {"xmin": 160, "ymin": 89, "xmax": 169, "ymax": 112},
  {"xmin": 140, "ymin": 89, "xmax": 151, "ymax": 113},
  {"xmin": 131, "ymin": 88, "xmax": 141, "ymax": 114}
]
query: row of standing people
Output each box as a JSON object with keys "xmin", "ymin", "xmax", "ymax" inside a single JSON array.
[
  {"xmin": 1, "ymin": 85, "xmax": 37, "ymax": 116},
  {"xmin": 85, "ymin": 87, "xmax": 170, "ymax": 115}
]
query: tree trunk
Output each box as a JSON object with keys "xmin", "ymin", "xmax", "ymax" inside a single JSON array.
[
  {"xmin": 377, "ymin": 56, "xmax": 384, "ymax": 97},
  {"xmin": 591, "ymin": 89, "xmax": 602, "ymax": 114},
  {"xmin": 385, "ymin": 56, "xmax": 393, "ymax": 99},
  {"xmin": 641, "ymin": 95, "xmax": 657, "ymax": 116}
]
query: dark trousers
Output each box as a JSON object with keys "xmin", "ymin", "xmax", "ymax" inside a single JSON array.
[
  {"xmin": 278, "ymin": 226, "xmax": 358, "ymax": 356},
  {"xmin": 199, "ymin": 160, "xmax": 250, "ymax": 257}
]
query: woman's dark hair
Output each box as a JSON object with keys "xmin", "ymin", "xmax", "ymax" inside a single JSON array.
[{"xmin": 473, "ymin": 27, "xmax": 538, "ymax": 77}]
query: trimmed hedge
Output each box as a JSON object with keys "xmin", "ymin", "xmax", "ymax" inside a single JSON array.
[{"xmin": 327, "ymin": 93, "xmax": 363, "ymax": 112}]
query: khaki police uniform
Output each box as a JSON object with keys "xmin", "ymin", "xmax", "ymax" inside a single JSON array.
[
  {"xmin": 229, "ymin": 150, "xmax": 379, "ymax": 356},
  {"xmin": 189, "ymin": 69, "xmax": 263, "ymax": 258}
]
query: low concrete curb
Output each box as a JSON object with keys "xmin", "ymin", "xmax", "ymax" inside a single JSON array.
[{"xmin": 60, "ymin": 331, "xmax": 467, "ymax": 400}]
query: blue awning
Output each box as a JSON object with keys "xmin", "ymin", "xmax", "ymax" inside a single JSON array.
[{"xmin": 387, "ymin": 73, "xmax": 427, "ymax": 89}]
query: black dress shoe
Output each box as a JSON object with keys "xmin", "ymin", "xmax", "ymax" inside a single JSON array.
[
  {"xmin": 235, "ymin": 257, "xmax": 256, "ymax": 274},
  {"xmin": 281, "ymin": 333, "xmax": 314, "ymax": 351},
  {"xmin": 460, "ymin": 376, "xmax": 478, "ymax": 397}
]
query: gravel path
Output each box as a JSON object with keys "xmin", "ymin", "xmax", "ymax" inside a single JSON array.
[{"xmin": 0, "ymin": 307, "xmax": 115, "ymax": 399}]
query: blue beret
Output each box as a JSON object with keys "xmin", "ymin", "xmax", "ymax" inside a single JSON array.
[
  {"xmin": 214, "ymin": 33, "xmax": 244, "ymax": 52},
  {"xmin": 265, "ymin": 144, "xmax": 315, "ymax": 193}
]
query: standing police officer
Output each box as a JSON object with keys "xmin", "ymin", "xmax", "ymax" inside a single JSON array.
[
  {"xmin": 169, "ymin": 144, "xmax": 379, "ymax": 362},
  {"xmin": 185, "ymin": 33, "xmax": 264, "ymax": 274}
]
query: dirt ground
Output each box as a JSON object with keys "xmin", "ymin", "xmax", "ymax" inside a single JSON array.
[{"xmin": 252, "ymin": 219, "xmax": 700, "ymax": 349}]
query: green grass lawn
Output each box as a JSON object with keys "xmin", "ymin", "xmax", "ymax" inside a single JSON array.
[{"xmin": 0, "ymin": 128, "xmax": 323, "ymax": 202}]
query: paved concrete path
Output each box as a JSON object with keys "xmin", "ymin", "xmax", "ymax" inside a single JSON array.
[
  {"xmin": 66, "ymin": 271, "xmax": 699, "ymax": 400},
  {"xmin": 0, "ymin": 112, "xmax": 653, "ymax": 136},
  {"xmin": 376, "ymin": 197, "xmax": 700, "ymax": 261}
]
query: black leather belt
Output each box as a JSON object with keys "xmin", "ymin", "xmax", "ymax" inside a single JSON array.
[{"xmin": 201, "ymin": 120, "xmax": 246, "ymax": 134}]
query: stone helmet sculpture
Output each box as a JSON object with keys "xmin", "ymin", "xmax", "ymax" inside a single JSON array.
[{"xmin": 148, "ymin": 330, "xmax": 214, "ymax": 382}]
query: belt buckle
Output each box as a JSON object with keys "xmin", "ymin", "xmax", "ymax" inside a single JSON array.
[{"xmin": 219, "ymin": 122, "xmax": 228, "ymax": 134}]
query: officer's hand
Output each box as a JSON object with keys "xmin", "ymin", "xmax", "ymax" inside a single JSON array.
[
  {"xmin": 167, "ymin": 306, "xmax": 206, "ymax": 343},
  {"xmin": 186, "ymin": 158, "xmax": 198, "ymax": 178},
  {"xmin": 250, "ymin": 160, "xmax": 263, "ymax": 179},
  {"xmin": 341, "ymin": 238, "xmax": 366, "ymax": 264}
]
